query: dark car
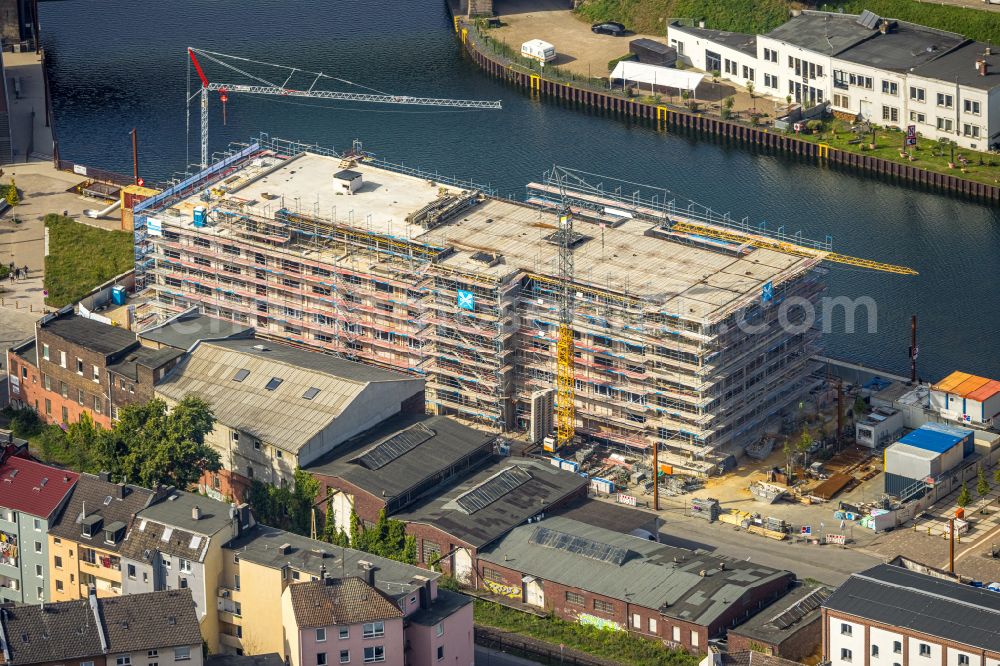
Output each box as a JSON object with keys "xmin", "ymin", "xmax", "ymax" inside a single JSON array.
[{"xmin": 591, "ymin": 22, "xmax": 626, "ymax": 36}]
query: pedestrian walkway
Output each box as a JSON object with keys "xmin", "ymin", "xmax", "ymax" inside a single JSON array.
[{"xmin": 1, "ymin": 49, "xmax": 55, "ymax": 162}]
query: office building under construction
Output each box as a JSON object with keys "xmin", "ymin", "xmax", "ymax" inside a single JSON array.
[{"xmin": 134, "ymin": 137, "xmax": 827, "ymax": 473}]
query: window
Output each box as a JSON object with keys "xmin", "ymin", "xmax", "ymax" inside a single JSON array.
[
  {"xmin": 265, "ymin": 377, "xmax": 283, "ymax": 391},
  {"xmin": 436, "ymin": 646, "xmax": 444, "ymax": 661},
  {"xmin": 34, "ymin": 541, "xmax": 42, "ymax": 553},
  {"xmin": 340, "ymin": 651, "xmax": 350, "ymax": 664},
  {"xmin": 872, "ymin": 646, "xmax": 879, "ymax": 657},
  {"xmin": 882, "ymin": 80, "xmax": 898, "ymax": 95},
  {"xmin": 919, "ymin": 644, "xmax": 931, "ymax": 657},
  {"xmin": 234, "ymin": 574, "xmax": 240, "ymax": 590},
  {"xmin": 55, "ymin": 555, "xmax": 63, "ymax": 569},
  {"xmin": 937, "ymin": 93, "xmax": 953, "ymax": 108},
  {"xmin": 763, "ymin": 47, "xmax": 777, "ymax": 63},
  {"xmin": 56, "ymin": 579, "xmax": 64, "ymax": 591},
  {"xmin": 848, "ymin": 73, "xmax": 872, "ymax": 89},
  {"xmin": 179, "ymin": 578, "xmax": 188, "ymax": 589},
  {"xmin": 316, "ymin": 628, "xmax": 327, "ymax": 642},
  {"xmin": 175, "ymin": 647, "xmax": 191, "ymax": 661},
  {"xmin": 893, "ymin": 641, "xmax": 902, "ymax": 654},
  {"xmin": 958, "ymin": 656, "xmax": 970, "ymax": 666},
  {"xmin": 840, "ymin": 623, "xmax": 852, "ymax": 636},
  {"xmin": 149, "ymin": 651, "xmax": 159, "ymax": 658},
  {"xmin": 632, "ymin": 613, "xmax": 641, "ymax": 629},
  {"xmin": 362, "ymin": 622, "xmax": 384, "ymax": 639},
  {"xmin": 691, "ymin": 631, "xmax": 699, "ymax": 647},
  {"xmin": 565, "ymin": 591, "xmax": 584, "ymax": 606},
  {"xmin": 117, "ymin": 658, "xmax": 132, "ymax": 666},
  {"xmin": 45, "ymin": 398, "xmax": 51, "ymax": 415},
  {"xmin": 77, "ymin": 388, "xmax": 85, "ymax": 405},
  {"xmin": 648, "ymin": 618, "xmax": 657, "ymax": 634},
  {"xmin": 179, "ymin": 558, "xmax": 192, "ymax": 573},
  {"xmin": 593, "ymin": 599, "xmax": 614, "ymax": 614},
  {"xmin": 339, "ymin": 627, "xmax": 349, "ymax": 640},
  {"xmin": 763, "ymin": 73, "xmax": 778, "ymax": 89},
  {"xmin": 60, "ymin": 350, "xmax": 67, "ymax": 368},
  {"xmin": 882, "ymin": 106, "xmax": 898, "ymax": 122},
  {"xmin": 317, "ymin": 653, "xmax": 327, "ymax": 666},
  {"xmin": 937, "ymin": 117, "xmax": 954, "ymax": 132},
  {"xmin": 842, "ymin": 649, "xmax": 853, "ymax": 663},
  {"xmin": 42, "ymin": 343, "xmax": 49, "ymax": 361},
  {"xmin": 363, "ymin": 647, "xmax": 384, "ymax": 664},
  {"xmin": 126, "ymin": 564, "xmax": 136, "ymax": 579},
  {"xmin": 82, "ymin": 662, "xmax": 94, "ymax": 666},
  {"xmin": 94, "ymin": 396, "xmax": 102, "ymax": 414},
  {"xmin": 963, "ymin": 124, "xmax": 980, "ymax": 138},
  {"xmin": 60, "ymin": 381, "xmax": 68, "ymax": 398},
  {"xmin": 435, "ymin": 623, "xmax": 444, "ymax": 638},
  {"xmin": 35, "ymin": 564, "xmax": 43, "ymax": 577},
  {"xmin": 724, "ymin": 58, "xmax": 737, "ymax": 75},
  {"xmin": 76, "ymin": 358, "xmax": 84, "ymax": 374},
  {"xmin": 234, "ymin": 602, "xmax": 242, "ymax": 617},
  {"xmin": 43, "ymin": 374, "xmax": 51, "ymax": 391},
  {"xmin": 673, "ymin": 626, "xmax": 681, "ymax": 642},
  {"xmin": 910, "ymin": 86, "xmax": 925, "ymax": 102},
  {"xmin": 964, "ymin": 99, "xmax": 981, "ymax": 115},
  {"xmin": 910, "ymin": 111, "xmax": 926, "ymax": 124},
  {"xmin": 742, "ymin": 65, "xmax": 754, "ymax": 81},
  {"xmin": 33, "ymin": 518, "xmax": 41, "ymax": 531}
]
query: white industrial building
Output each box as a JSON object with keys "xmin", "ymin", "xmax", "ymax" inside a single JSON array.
[
  {"xmin": 930, "ymin": 371, "xmax": 1000, "ymax": 425},
  {"xmin": 855, "ymin": 406, "xmax": 904, "ymax": 448},
  {"xmin": 668, "ymin": 10, "xmax": 1000, "ymax": 150}
]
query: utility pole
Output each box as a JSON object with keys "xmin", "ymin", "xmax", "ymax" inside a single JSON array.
[
  {"xmin": 949, "ymin": 517, "xmax": 955, "ymax": 573},
  {"xmin": 837, "ymin": 379, "xmax": 844, "ymax": 450},
  {"xmin": 910, "ymin": 315, "xmax": 918, "ymax": 383},
  {"xmin": 130, "ymin": 128, "xmax": 139, "ymax": 185}
]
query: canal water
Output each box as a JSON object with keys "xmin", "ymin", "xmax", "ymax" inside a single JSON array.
[{"xmin": 39, "ymin": 0, "xmax": 1000, "ymax": 380}]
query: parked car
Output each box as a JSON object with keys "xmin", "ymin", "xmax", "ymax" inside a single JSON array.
[{"xmin": 591, "ymin": 22, "xmax": 626, "ymax": 36}]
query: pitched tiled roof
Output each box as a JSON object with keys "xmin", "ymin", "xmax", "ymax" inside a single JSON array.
[
  {"xmin": 121, "ymin": 491, "xmax": 234, "ymax": 563},
  {"xmin": 288, "ymin": 577, "xmax": 403, "ymax": 628},
  {"xmin": 121, "ymin": 516, "xmax": 207, "ymax": 563},
  {"xmin": 100, "ymin": 589, "xmax": 203, "ymax": 654},
  {"xmin": 0, "ymin": 457, "xmax": 78, "ymax": 518},
  {"xmin": 0, "ymin": 598, "xmax": 104, "ymax": 665},
  {"xmin": 48, "ymin": 474, "xmax": 159, "ymax": 553}
]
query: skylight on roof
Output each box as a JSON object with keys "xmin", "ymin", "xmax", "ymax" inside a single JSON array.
[
  {"xmin": 265, "ymin": 377, "xmax": 283, "ymax": 391},
  {"xmin": 302, "ymin": 387, "xmax": 321, "ymax": 400},
  {"xmin": 233, "ymin": 369, "xmax": 250, "ymax": 382}
]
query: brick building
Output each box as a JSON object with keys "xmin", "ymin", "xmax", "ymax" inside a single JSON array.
[
  {"xmin": 476, "ymin": 515, "xmax": 794, "ymax": 653},
  {"xmin": 0, "ymin": 587, "xmax": 204, "ymax": 666},
  {"xmin": 305, "ymin": 414, "xmax": 499, "ymax": 536},
  {"xmin": 6, "ymin": 309, "xmax": 182, "ymax": 429},
  {"xmin": 394, "ymin": 458, "xmax": 588, "ymax": 584},
  {"xmin": 823, "ymin": 563, "xmax": 1000, "ymax": 666},
  {"xmin": 727, "ymin": 582, "xmax": 828, "ymax": 661},
  {"xmin": 153, "ymin": 338, "xmax": 424, "ymax": 501}
]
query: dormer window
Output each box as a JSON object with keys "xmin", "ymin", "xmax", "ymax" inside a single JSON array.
[{"xmin": 81, "ymin": 514, "xmax": 103, "ymax": 538}]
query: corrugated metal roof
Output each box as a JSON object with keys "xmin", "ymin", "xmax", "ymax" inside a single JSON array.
[
  {"xmin": 824, "ymin": 564, "xmax": 1000, "ymax": 652},
  {"xmin": 967, "ymin": 379, "xmax": 1000, "ymax": 402},
  {"xmin": 154, "ymin": 340, "xmax": 419, "ymax": 453},
  {"xmin": 897, "ymin": 424, "xmax": 968, "ymax": 454},
  {"xmin": 932, "ymin": 370, "xmax": 1000, "ymax": 399},
  {"xmin": 933, "ymin": 371, "xmax": 973, "ymax": 394}
]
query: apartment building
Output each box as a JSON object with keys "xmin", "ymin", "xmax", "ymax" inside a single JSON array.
[
  {"xmin": 0, "ymin": 455, "xmax": 78, "ymax": 603},
  {"xmin": 5, "ymin": 309, "xmax": 182, "ymax": 428},
  {"xmin": 154, "ymin": 338, "xmax": 423, "ymax": 501},
  {"xmin": 0, "ymin": 588, "xmax": 204, "ymax": 666},
  {"xmin": 136, "ymin": 141, "xmax": 824, "ymax": 472},
  {"xmin": 120, "ymin": 492, "xmax": 249, "ymax": 652},
  {"xmin": 669, "ymin": 10, "xmax": 1000, "ymax": 150},
  {"xmin": 217, "ymin": 525, "xmax": 473, "ymax": 663},
  {"xmin": 823, "ymin": 563, "xmax": 1000, "ymax": 666},
  {"xmin": 48, "ymin": 472, "xmax": 160, "ymax": 601}
]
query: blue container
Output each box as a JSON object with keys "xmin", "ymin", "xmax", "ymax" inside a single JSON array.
[
  {"xmin": 193, "ymin": 206, "xmax": 207, "ymax": 227},
  {"xmin": 111, "ymin": 285, "xmax": 127, "ymax": 306}
]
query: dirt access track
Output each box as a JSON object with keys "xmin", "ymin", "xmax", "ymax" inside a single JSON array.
[{"xmin": 491, "ymin": 0, "xmax": 668, "ymax": 77}]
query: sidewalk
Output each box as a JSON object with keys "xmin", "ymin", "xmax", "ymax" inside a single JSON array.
[{"xmin": 1, "ymin": 49, "xmax": 55, "ymax": 162}]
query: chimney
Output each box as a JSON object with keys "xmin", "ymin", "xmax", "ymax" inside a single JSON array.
[
  {"xmin": 192, "ymin": 505, "xmax": 202, "ymax": 521},
  {"xmin": 320, "ymin": 564, "xmax": 329, "ymax": 582},
  {"xmin": 358, "ymin": 561, "xmax": 375, "ymax": 588},
  {"xmin": 98, "ymin": 471, "xmax": 111, "ymax": 483},
  {"xmin": 116, "ymin": 483, "xmax": 128, "ymax": 500},
  {"xmin": 977, "ymin": 59, "xmax": 988, "ymax": 77},
  {"xmin": 279, "ymin": 543, "xmax": 292, "ymax": 555}
]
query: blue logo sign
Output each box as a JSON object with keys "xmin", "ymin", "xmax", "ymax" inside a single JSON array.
[
  {"xmin": 761, "ymin": 281, "xmax": 773, "ymax": 303},
  {"xmin": 457, "ymin": 290, "xmax": 475, "ymax": 311}
]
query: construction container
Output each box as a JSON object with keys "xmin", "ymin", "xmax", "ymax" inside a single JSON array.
[
  {"xmin": 931, "ymin": 371, "xmax": 1000, "ymax": 425},
  {"xmin": 885, "ymin": 442, "xmax": 955, "ymax": 481},
  {"xmin": 897, "ymin": 423, "xmax": 972, "ymax": 460},
  {"xmin": 855, "ymin": 407, "xmax": 904, "ymax": 448},
  {"xmin": 629, "ymin": 38, "xmax": 677, "ymax": 67},
  {"xmin": 690, "ymin": 497, "xmax": 720, "ymax": 522},
  {"xmin": 884, "ymin": 471, "xmax": 929, "ymax": 498},
  {"xmin": 590, "ymin": 477, "xmax": 614, "ymax": 494},
  {"xmin": 918, "ymin": 422, "xmax": 975, "ymax": 456},
  {"xmin": 657, "ymin": 463, "xmax": 673, "ymax": 475}
]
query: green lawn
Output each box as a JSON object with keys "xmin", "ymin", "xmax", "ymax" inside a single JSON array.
[
  {"xmin": 793, "ymin": 120, "xmax": 1000, "ymax": 186},
  {"xmin": 574, "ymin": 0, "xmax": 1000, "ymax": 43},
  {"xmin": 44, "ymin": 214, "xmax": 133, "ymax": 308},
  {"xmin": 474, "ymin": 599, "xmax": 700, "ymax": 666}
]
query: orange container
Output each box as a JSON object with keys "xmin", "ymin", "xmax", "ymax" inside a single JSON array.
[{"xmin": 955, "ymin": 507, "xmax": 965, "ymax": 519}]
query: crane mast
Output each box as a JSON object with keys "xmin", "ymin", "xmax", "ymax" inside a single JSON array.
[
  {"xmin": 554, "ymin": 168, "xmax": 576, "ymax": 450},
  {"xmin": 186, "ymin": 47, "xmax": 502, "ymax": 170}
]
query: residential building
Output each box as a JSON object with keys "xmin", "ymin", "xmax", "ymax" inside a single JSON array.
[
  {"xmin": 668, "ymin": 11, "xmax": 1000, "ymax": 150},
  {"xmin": 6, "ymin": 308, "xmax": 182, "ymax": 428},
  {"xmin": 218, "ymin": 525, "xmax": 473, "ymax": 663},
  {"xmin": 727, "ymin": 582, "xmax": 828, "ymax": 661},
  {"xmin": 281, "ymin": 576, "xmax": 405, "ymax": 666},
  {"xmin": 394, "ymin": 458, "xmax": 588, "ymax": 585},
  {"xmin": 475, "ymin": 515, "xmax": 793, "ymax": 652},
  {"xmin": 305, "ymin": 415, "xmax": 500, "ymax": 536},
  {"xmin": 0, "ymin": 456, "xmax": 78, "ymax": 603},
  {"xmin": 120, "ymin": 492, "xmax": 251, "ymax": 653},
  {"xmin": 823, "ymin": 563, "xmax": 1000, "ymax": 666},
  {"xmin": 0, "ymin": 587, "xmax": 204, "ymax": 666},
  {"xmin": 135, "ymin": 143, "xmax": 825, "ymax": 473},
  {"xmin": 154, "ymin": 338, "xmax": 423, "ymax": 501},
  {"xmin": 48, "ymin": 472, "xmax": 161, "ymax": 601}
]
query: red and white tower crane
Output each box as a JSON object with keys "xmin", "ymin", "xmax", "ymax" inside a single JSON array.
[{"xmin": 186, "ymin": 47, "xmax": 502, "ymax": 170}]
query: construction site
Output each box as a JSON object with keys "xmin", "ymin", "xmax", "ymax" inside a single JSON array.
[{"xmin": 128, "ymin": 129, "xmax": 922, "ymax": 476}]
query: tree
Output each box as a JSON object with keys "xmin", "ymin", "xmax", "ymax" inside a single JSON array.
[
  {"xmin": 6, "ymin": 178, "xmax": 18, "ymax": 207},
  {"xmin": 346, "ymin": 508, "xmax": 416, "ymax": 565},
  {"xmin": 798, "ymin": 431, "xmax": 814, "ymax": 469},
  {"xmin": 710, "ymin": 69, "xmax": 720, "ymax": 82},
  {"xmin": 93, "ymin": 396, "xmax": 219, "ymax": 488},
  {"xmin": 852, "ymin": 395, "xmax": 867, "ymax": 419},
  {"xmin": 977, "ymin": 465, "xmax": 990, "ymax": 498},
  {"xmin": 746, "ymin": 80, "xmax": 756, "ymax": 113},
  {"xmin": 957, "ymin": 481, "xmax": 971, "ymax": 508},
  {"xmin": 245, "ymin": 468, "xmax": 319, "ymax": 535},
  {"xmin": 783, "ymin": 438, "xmax": 794, "ymax": 477},
  {"xmin": 721, "ymin": 95, "xmax": 735, "ymax": 120},
  {"xmin": 681, "ymin": 89, "xmax": 691, "ymax": 109}
]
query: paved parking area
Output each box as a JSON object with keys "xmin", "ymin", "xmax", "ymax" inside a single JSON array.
[{"xmin": 490, "ymin": 0, "xmax": 667, "ymax": 77}]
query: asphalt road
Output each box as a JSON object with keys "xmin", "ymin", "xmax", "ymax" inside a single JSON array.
[
  {"xmin": 656, "ymin": 509, "xmax": 882, "ymax": 585},
  {"xmin": 475, "ymin": 646, "xmax": 545, "ymax": 666}
]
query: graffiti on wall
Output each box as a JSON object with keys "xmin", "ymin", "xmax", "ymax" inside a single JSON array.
[
  {"xmin": 578, "ymin": 613, "xmax": 623, "ymax": 632},
  {"xmin": 484, "ymin": 579, "xmax": 522, "ymax": 599}
]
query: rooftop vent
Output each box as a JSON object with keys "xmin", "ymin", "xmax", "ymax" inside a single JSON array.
[
  {"xmin": 279, "ymin": 543, "xmax": 292, "ymax": 554},
  {"xmin": 192, "ymin": 505, "xmax": 202, "ymax": 521}
]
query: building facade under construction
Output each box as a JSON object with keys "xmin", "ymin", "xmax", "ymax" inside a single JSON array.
[{"xmin": 134, "ymin": 137, "xmax": 826, "ymax": 472}]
